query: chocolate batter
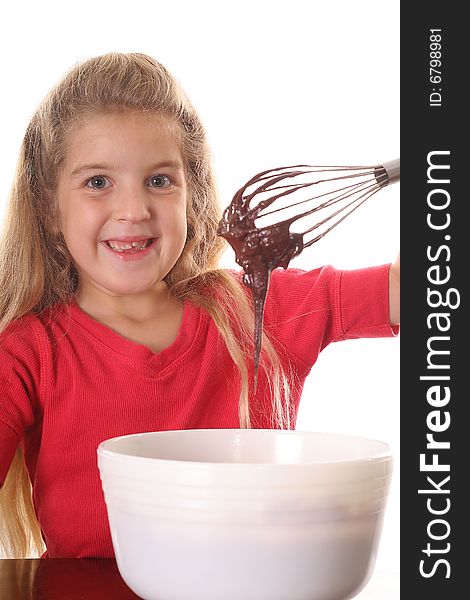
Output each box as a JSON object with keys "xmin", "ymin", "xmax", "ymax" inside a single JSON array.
[{"xmin": 217, "ymin": 164, "xmax": 388, "ymax": 390}]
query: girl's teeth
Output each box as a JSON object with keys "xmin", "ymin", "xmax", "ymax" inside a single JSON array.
[{"xmin": 106, "ymin": 240, "xmax": 152, "ymax": 251}]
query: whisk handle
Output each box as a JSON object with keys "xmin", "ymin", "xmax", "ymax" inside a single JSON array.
[{"xmin": 381, "ymin": 158, "xmax": 400, "ymax": 185}]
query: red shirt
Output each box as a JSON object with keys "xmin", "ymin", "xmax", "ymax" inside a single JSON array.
[{"xmin": 0, "ymin": 266, "xmax": 398, "ymax": 557}]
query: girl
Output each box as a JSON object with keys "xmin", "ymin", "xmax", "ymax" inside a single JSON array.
[{"xmin": 0, "ymin": 52, "xmax": 399, "ymax": 559}]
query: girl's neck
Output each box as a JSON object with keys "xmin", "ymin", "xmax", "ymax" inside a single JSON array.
[
  {"xmin": 75, "ymin": 281, "xmax": 175, "ymax": 325},
  {"xmin": 74, "ymin": 281, "xmax": 184, "ymax": 354}
]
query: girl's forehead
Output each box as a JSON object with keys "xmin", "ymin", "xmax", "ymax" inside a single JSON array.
[{"xmin": 62, "ymin": 111, "xmax": 184, "ymax": 165}]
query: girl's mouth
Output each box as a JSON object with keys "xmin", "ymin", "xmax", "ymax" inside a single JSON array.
[
  {"xmin": 101, "ymin": 238, "xmax": 157, "ymax": 260},
  {"xmin": 103, "ymin": 238, "xmax": 155, "ymax": 253}
]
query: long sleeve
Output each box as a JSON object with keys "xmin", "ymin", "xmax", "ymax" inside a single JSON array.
[
  {"xmin": 263, "ymin": 264, "xmax": 399, "ymax": 375},
  {"xmin": 0, "ymin": 317, "xmax": 42, "ymax": 485}
]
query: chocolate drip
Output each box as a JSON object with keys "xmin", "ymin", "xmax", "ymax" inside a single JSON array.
[{"xmin": 217, "ymin": 163, "xmax": 387, "ymax": 390}]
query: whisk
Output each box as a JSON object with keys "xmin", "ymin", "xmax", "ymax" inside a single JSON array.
[{"xmin": 217, "ymin": 158, "xmax": 400, "ymax": 389}]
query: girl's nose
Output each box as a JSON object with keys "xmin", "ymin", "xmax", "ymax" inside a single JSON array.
[{"xmin": 114, "ymin": 188, "xmax": 151, "ymax": 223}]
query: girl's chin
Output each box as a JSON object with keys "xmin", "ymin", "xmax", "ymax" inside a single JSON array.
[
  {"xmin": 78, "ymin": 276, "xmax": 166, "ymax": 299},
  {"xmin": 103, "ymin": 280, "xmax": 164, "ymax": 296}
]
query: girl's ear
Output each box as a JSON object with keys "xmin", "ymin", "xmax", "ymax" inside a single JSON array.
[{"xmin": 44, "ymin": 194, "xmax": 62, "ymax": 236}]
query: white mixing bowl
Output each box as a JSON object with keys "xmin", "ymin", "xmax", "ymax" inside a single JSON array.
[{"xmin": 97, "ymin": 429, "xmax": 393, "ymax": 600}]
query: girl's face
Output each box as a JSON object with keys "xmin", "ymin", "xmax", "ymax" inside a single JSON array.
[{"xmin": 57, "ymin": 112, "xmax": 187, "ymax": 301}]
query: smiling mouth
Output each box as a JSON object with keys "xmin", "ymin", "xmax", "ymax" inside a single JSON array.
[{"xmin": 103, "ymin": 239, "xmax": 155, "ymax": 253}]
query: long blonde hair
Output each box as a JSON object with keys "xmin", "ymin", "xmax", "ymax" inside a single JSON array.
[{"xmin": 0, "ymin": 52, "xmax": 293, "ymax": 558}]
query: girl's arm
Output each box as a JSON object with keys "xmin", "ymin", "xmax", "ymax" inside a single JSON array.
[{"xmin": 389, "ymin": 251, "xmax": 400, "ymax": 326}]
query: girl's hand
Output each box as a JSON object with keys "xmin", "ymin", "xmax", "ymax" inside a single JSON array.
[{"xmin": 389, "ymin": 251, "xmax": 400, "ymax": 325}]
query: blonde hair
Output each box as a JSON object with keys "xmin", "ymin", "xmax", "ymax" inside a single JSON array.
[{"xmin": 0, "ymin": 52, "xmax": 293, "ymax": 558}]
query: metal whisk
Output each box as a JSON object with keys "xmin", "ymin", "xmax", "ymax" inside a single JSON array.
[
  {"xmin": 217, "ymin": 158, "xmax": 400, "ymax": 389},
  {"xmin": 219, "ymin": 159, "xmax": 399, "ymax": 248}
]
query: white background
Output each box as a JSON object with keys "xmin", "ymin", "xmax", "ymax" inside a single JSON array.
[{"xmin": 0, "ymin": 0, "xmax": 400, "ymax": 578}]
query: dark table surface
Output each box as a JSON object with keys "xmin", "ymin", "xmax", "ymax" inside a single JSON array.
[
  {"xmin": 0, "ymin": 558, "xmax": 399, "ymax": 599},
  {"xmin": 0, "ymin": 558, "xmax": 141, "ymax": 600}
]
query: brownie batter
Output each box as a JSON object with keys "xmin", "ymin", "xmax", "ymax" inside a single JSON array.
[{"xmin": 217, "ymin": 164, "xmax": 390, "ymax": 389}]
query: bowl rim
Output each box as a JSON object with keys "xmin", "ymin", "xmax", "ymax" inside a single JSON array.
[{"xmin": 97, "ymin": 428, "xmax": 393, "ymax": 468}]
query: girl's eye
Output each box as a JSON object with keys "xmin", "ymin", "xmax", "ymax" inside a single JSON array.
[
  {"xmin": 86, "ymin": 176, "xmax": 108, "ymax": 189},
  {"xmin": 149, "ymin": 175, "xmax": 171, "ymax": 188}
]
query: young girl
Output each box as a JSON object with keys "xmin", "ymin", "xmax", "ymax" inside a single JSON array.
[{"xmin": 0, "ymin": 52, "xmax": 400, "ymax": 559}]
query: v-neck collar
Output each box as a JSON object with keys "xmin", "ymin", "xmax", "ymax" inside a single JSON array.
[{"xmin": 66, "ymin": 301, "xmax": 203, "ymax": 374}]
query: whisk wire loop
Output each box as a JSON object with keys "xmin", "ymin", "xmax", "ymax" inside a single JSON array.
[{"xmin": 217, "ymin": 158, "xmax": 400, "ymax": 389}]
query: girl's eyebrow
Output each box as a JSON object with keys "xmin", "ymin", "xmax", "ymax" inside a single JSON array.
[{"xmin": 70, "ymin": 160, "xmax": 185, "ymax": 177}]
